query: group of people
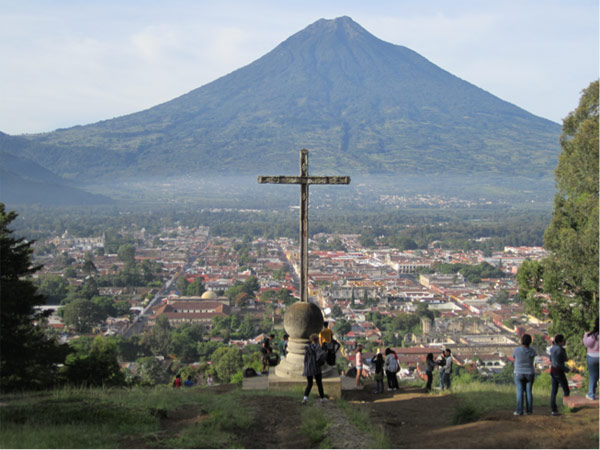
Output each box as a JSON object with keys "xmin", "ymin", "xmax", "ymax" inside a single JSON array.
[
  {"xmin": 370, "ymin": 347, "xmax": 400, "ymax": 393},
  {"xmin": 173, "ymin": 374, "xmax": 210, "ymax": 388},
  {"xmin": 260, "ymin": 333, "xmax": 289, "ymax": 373},
  {"xmin": 423, "ymin": 349, "xmax": 453, "ymax": 392},
  {"xmin": 302, "ymin": 321, "xmax": 341, "ymax": 404},
  {"xmin": 512, "ymin": 318, "xmax": 598, "ymax": 416}
]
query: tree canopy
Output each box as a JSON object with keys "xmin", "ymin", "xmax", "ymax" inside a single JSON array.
[{"xmin": 518, "ymin": 80, "xmax": 599, "ymax": 358}]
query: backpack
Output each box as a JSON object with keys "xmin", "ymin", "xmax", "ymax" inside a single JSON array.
[
  {"xmin": 387, "ymin": 356, "xmax": 398, "ymax": 372},
  {"xmin": 244, "ymin": 367, "xmax": 257, "ymax": 378},
  {"xmin": 313, "ymin": 345, "xmax": 327, "ymax": 366}
]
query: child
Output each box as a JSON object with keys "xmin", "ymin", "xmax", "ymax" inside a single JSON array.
[
  {"xmin": 550, "ymin": 334, "xmax": 570, "ymax": 416},
  {"xmin": 173, "ymin": 374, "xmax": 182, "ymax": 388},
  {"xmin": 373, "ymin": 352, "xmax": 385, "ymax": 394}
]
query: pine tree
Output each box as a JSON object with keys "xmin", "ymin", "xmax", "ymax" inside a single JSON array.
[{"xmin": 0, "ymin": 204, "xmax": 68, "ymax": 391}]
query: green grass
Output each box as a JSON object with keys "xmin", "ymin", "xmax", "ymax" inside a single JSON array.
[
  {"xmin": 301, "ymin": 407, "xmax": 331, "ymax": 448},
  {"xmin": 0, "ymin": 386, "xmax": 251, "ymax": 449},
  {"xmin": 336, "ymin": 399, "xmax": 392, "ymax": 448},
  {"xmin": 448, "ymin": 380, "xmax": 559, "ymax": 424}
]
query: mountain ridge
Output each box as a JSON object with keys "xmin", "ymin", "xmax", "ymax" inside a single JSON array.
[{"xmin": 6, "ymin": 16, "xmax": 561, "ymax": 180}]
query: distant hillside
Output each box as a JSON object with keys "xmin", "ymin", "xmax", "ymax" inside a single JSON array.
[
  {"xmin": 8, "ymin": 17, "xmax": 560, "ymax": 180},
  {"xmin": 0, "ymin": 139, "xmax": 112, "ymax": 206}
]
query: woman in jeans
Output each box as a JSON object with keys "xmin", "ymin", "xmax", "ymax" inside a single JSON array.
[
  {"xmin": 512, "ymin": 333, "xmax": 537, "ymax": 415},
  {"xmin": 583, "ymin": 318, "xmax": 599, "ymax": 401}
]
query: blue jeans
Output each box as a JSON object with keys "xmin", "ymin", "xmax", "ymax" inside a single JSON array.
[
  {"xmin": 550, "ymin": 370, "xmax": 570, "ymax": 412},
  {"xmin": 587, "ymin": 355, "xmax": 599, "ymax": 398},
  {"xmin": 514, "ymin": 373, "xmax": 535, "ymax": 414},
  {"xmin": 441, "ymin": 372, "xmax": 451, "ymax": 390}
]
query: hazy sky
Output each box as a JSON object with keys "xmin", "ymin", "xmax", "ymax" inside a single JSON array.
[{"xmin": 1, "ymin": 0, "xmax": 598, "ymax": 135}]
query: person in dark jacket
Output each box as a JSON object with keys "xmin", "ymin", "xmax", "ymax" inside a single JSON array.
[
  {"xmin": 550, "ymin": 334, "xmax": 570, "ymax": 415},
  {"xmin": 425, "ymin": 353, "xmax": 435, "ymax": 392},
  {"xmin": 373, "ymin": 352, "xmax": 385, "ymax": 394},
  {"xmin": 302, "ymin": 333, "xmax": 327, "ymax": 404},
  {"xmin": 384, "ymin": 348, "xmax": 399, "ymax": 391}
]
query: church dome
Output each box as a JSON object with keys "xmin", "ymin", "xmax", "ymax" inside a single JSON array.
[{"xmin": 201, "ymin": 291, "xmax": 218, "ymax": 300}]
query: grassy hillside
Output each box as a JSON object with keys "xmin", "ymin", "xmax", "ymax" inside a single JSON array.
[{"xmin": 1, "ymin": 380, "xmax": 596, "ymax": 449}]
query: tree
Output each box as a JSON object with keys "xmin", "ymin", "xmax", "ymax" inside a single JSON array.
[
  {"xmin": 186, "ymin": 278, "xmax": 206, "ymax": 296},
  {"xmin": 242, "ymin": 276, "xmax": 260, "ymax": 295},
  {"xmin": 171, "ymin": 323, "xmax": 204, "ymax": 362},
  {"xmin": 135, "ymin": 356, "xmax": 169, "ymax": 386},
  {"xmin": 211, "ymin": 346, "xmax": 243, "ymax": 383},
  {"xmin": 489, "ymin": 289, "xmax": 510, "ymax": 305},
  {"xmin": 334, "ymin": 318, "xmax": 351, "ymax": 336},
  {"xmin": 36, "ymin": 274, "xmax": 69, "ymax": 304},
  {"xmin": 61, "ymin": 298, "xmax": 106, "ymax": 333},
  {"xmin": 142, "ymin": 315, "xmax": 173, "ymax": 357},
  {"xmin": 175, "ymin": 276, "xmax": 189, "ymax": 295},
  {"xmin": 60, "ymin": 336, "xmax": 125, "ymax": 387},
  {"xmin": 238, "ymin": 314, "xmax": 255, "ymax": 339},
  {"xmin": 81, "ymin": 259, "xmax": 97, "ymax": 276},
  {"xmin": 519, "ymin": 81, "xmax": 599, "ymax": 359},
  {"xmin": 331, "ymin": 304, "xmax": 343, "ymax": 318},
  {"xmin": 0, "ymin": 204, "xmax": 69, "ymax": 391},
  {"xmin": 117, "ymin": 244, "xmax": 136, "ymax": 265}
]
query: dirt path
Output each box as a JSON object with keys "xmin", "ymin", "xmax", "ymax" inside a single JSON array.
[
  {"xmin": 344, "ymin": 382, "xmax": 599, "ymax": 449},
  {"xmin": 122, "ymin": 382, "xmax": 599, "ymax": 448}
]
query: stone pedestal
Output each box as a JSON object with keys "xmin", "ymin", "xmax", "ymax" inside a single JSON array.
[
  {"xmin": 266, "ymin": 300, "xmax": 342, "ymax": 398},
  {"xmin": 275, "ymin": 337, "xmax": 338, "ymax": 378}
]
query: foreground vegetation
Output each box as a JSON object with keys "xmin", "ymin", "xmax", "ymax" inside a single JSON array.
[{"xmin": 0, "ymin": 379, "xmax": 572, "ymax": 449}]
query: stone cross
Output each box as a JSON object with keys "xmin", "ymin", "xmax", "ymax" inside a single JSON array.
[{"xmin": 258, "ymin": 149, "xmax": 350, "ymax": 302}]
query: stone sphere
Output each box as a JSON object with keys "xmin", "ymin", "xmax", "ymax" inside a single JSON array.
[{"xmin": 283, "ymin": 302, "xmax": 323, "ymax": 339}]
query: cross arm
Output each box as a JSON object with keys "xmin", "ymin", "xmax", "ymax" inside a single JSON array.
[{"xmin": 258, "ymin": 176, "xmax": 351, "ymax": 185}]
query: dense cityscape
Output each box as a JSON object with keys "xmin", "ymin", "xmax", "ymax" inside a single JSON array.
[{"xmin": 33, "ymin": 222, "xmax": 577, "ymax": 387}]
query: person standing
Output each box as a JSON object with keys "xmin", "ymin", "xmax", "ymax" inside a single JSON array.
[
  {"xmin": 372, "ymin": 352, "xmax": 385, "ymax": 394},
  {"xmin": 302, "ymin": 333, "xmax": 327, "ymax": 404},
  {"xmin": 319, "ymin": 321, "xmax": 333, "ymax": 348},
  {"xmin": 425, "ymin": 353, "xmax": 435, "ymax": 392},
  {"xmin": 583, "ymin": 318, "xmax": 599, "ymax": 401},
  {"xmin": 279, "ymin": 334, "xmax": 289, "ymax": 357},
  {"xmin": 550, "ymin": 334, "xmax": 570, "ymax": 416},
  {"xmin": 184, "ymin": 375, "xmax": 194, "ymax": 387},
  {"xmin": 384, "ymin": 348, "xmax": 399, "ymax": 391},
  {"xmin": 173, "ymin": 374, "xmax": 182, "ymax": 388},
  {"xmin": 261, "ymin": 335, "xmax": 273, "ymax": 373},
  {"xmin": 355, "ymin": 344, "xmax": 363, "ymax": 388},
  {"xmin": 437, "ymin": 350, "xmax": 446, "ymax": 390},
  {"xmin": 441, "ymin": 349, "xmax": 453, "ymax": 390},
  {"xmin": 512, "ymin": 334, "xmax": 537, "ymax": 415}
]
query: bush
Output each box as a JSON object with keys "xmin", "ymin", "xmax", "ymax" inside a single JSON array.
[{"xmin": 452, "ymin": 404, "xmax": 480, "ymax": 424}]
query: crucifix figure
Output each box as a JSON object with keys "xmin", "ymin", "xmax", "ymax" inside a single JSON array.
[{"xmin": 258, "ymin": 149, "xmax": 350, "ymax": 302}]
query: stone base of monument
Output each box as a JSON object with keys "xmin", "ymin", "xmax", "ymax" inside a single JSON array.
[{"xmin": 267, "ymin": 366, "xmax": 342, "ymax": 399}]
